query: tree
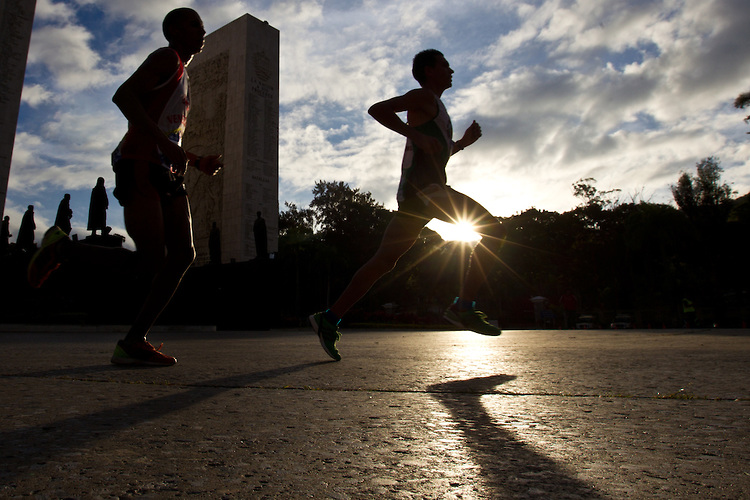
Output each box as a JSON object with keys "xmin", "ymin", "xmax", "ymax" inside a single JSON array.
[
  {"xmin": 277, "ymin": 181, "xmax": 396, "ymax": 319},
  {"xmin": 572, "ymin": 177, "xmax": 621, "ymax": 209},
  {"xmin": 309, "ymin": 180, "xmax": 389, "ymax": 241},
  {"xmin": 571, "ymin": 177, "xmax": 621, "ymax": 230},
  {"xmin": 671, "ymin": 172, "xmax": 697, "ymax": 216},
  {"xmin": 694, "ymin": 157, "xmax": 733, "ymax": 206},
  {"xmin": 671, "ymin": 156, "xmax": 733, "ymax": 215},
  {"xmin": 734, "ymin": 90, "xmax": 750, "ymax": 133},
  {"xmin": 278, "ymin": 202, "xmax": 314, "ymax": 239},
  {"xmin": 670, "ymin": 157, "xmax": 739, "ymax": 323}
]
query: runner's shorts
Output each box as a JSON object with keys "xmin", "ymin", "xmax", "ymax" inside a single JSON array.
[
  {"xmin": 113, "ymin": 160, "xmax": 187, "ymax": 207},
  {"xmin": 397, "ymin": 184, "xmax": 458, "ymax": 222}
]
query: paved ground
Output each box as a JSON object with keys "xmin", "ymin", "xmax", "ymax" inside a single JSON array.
[{"xmin": 0, "ymin": 325, "xmax": 749, "ymax": 499}]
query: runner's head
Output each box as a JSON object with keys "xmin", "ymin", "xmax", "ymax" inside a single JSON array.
[
  {"xmin": 162, "ymin": 8, "xmax": 205, "ymax": 56},
  {"xmin": 412, "ymin": 49, "xmax": 444, "ymax": 85}
]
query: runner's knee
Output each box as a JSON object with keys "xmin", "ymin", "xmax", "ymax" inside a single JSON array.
[
  {"xmin": 137, "ymin": 250, "xmax": 166, "ymax": 277},
  {"xmin": 369, "ymin": 250, "xmax": 401, "ymax": 274},
  {"xmin": 170, "ymin": 244, "xmax": 195, "ymax": 272}
]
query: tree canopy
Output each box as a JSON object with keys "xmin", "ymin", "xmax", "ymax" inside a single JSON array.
[{"xmin": 671, "ymin": 156, "xmax": 734, "ymax": 224}]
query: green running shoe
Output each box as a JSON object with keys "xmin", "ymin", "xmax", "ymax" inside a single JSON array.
[
  {"xmin": 444, "ymin": 306, "xmax": 502, "ymax": 336},
  {"xmin": 309, "ymin": 312, "xmax": 342, "ymax": 361},
  {"xmin": 27, "ymin": 226, "xmax": 69, "ymax": 288}
]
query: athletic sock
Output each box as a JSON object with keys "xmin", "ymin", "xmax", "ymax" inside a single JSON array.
[
  {"xmin": 323, "ymin": 309, "xmax": 341, "ymax": 325},
  {"xmin": 453, "ymin": 297, "xmax": 476, "ymax": 312}
]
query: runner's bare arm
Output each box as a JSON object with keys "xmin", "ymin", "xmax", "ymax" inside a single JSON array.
[
  {"xmin": 112, "ymin": 48, "xmax": 187, "ymax": 171},
  {"xmin": 368, "ymin": 89, "xmax": 443, "ymax": 155}
]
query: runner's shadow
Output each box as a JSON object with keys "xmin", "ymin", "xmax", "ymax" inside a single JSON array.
[
  {"xmin": 429, "ymin": 375, "xmax": 604, "ymax": 498},
  {"xmin": 0, "ymin": 361, "xmax": 327, "ymax": 486}
]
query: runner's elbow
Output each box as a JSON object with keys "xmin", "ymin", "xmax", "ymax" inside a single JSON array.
[{"xmin": 368, "ymin": 102, "xmax": 387, "ymax": 119}]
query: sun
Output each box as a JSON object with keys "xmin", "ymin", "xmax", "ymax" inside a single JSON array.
[{"xmin": 427, "ymin": 219, "xmax": 482, "ymax": 243}]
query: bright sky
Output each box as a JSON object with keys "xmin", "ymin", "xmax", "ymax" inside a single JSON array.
[{"xmin": 7, "ymin": 0, "xmax": 750, "ymax": 246}]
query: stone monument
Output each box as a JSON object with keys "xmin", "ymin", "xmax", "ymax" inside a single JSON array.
[
  {"xmin": 183, "ymin": 13, "xmax": 279, "ymax": 265},
  {"xmin": 0, "ymin": 0, "xmax": 37, "ymax": 219}
]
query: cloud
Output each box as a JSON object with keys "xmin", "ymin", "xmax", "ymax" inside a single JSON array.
[
  {"xmin": 9, "ymin": 107, "xmax": 123, "ymax": 195},
  {"xmin": 33, "ymin": 0, "xmax": 76, "ymax": 22},
  {"xmin": 21, "ymin": 84, "xmax": 56, "ymax": 107},
  {"xmin": 76, "ymin": 0, "xmax": 188, "ymax": 25},
  {"xmin": 27, "ymin": 23, "xmax": 115, "ymax": 91}
]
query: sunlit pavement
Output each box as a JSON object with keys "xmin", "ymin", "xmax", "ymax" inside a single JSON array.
[{"xmin": 1, "ymin": 327, "xmax": 748, "ymax": 498}]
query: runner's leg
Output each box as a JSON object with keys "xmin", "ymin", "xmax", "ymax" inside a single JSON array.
[
  {"xmin": 121, "ymin": 166, "xmax": 195, "ymax": 343},
  {"xmin": 329, "ymin": 213, "xmax": 426, "ymax": 318}
]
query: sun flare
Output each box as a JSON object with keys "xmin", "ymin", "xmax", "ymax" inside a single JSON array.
[{"xmin": 427, "ymin": 219, "xmax": 482, "ymax": 243}]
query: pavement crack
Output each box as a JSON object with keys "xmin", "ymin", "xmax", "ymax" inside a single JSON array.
[{"xmin": 3, "ymin": 373, "xmax": 747, "ymax": 401}]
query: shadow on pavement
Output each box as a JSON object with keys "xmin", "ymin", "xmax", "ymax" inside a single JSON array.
[
  {"xmin": 0, "ymin": 361, "xmax": 327, "ymax": 486},
  {"xmin": 429, "ymin": 374, "xmax": 605, "ymax": 499}
]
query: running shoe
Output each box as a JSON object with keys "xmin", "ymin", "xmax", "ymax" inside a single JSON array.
[
  {"xmin": 111, "ymin": 340, "xmax": 178, "ymax": 366},
  {"xmin": 27, "ymin": 226, "xmax": 68, "ymax": 288},
  {"xmin": 309, "ymin": 312, "xmax": 342, "ymax": 361},
  {"xmin": 444, "ymin": 306, "xmax": 502, "ymax": 336}
]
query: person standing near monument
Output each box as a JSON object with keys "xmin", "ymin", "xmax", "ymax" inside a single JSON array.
[
  {"xmin": 310, "ymin": 49, "xmax": 506, "ymax": 361},
  {"xmin": 27, "ymin": 8, "xmax": 222, "ymax": 366},
  {"xmin": 87, "ymin": 177, "xmax": 109, "ymax": 236},
  {"xmin": 0, "ymin": 215, "xmax": 11, "ymax": 255},
  {"xmin": 55, "ymin": 194, "xmax": 73, "ymax": 235},
  {"xmin": 253, "ymin": 211, "xmax": 268, "ymax": 259},
  {"xmin": 17, "ymin": 205, "xmax": 35, "ymax": 253}
]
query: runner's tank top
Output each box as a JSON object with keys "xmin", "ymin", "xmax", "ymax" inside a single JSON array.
[
  {"xmin": 112, "ymin": 48, "xmax": 190, "ymax": 169},
  {"xmin": 397, "ymin": 96, "xmax": 453, "ymax": 203}
]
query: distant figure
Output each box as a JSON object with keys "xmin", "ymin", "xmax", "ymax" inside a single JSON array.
[
  {"xmin": 0, "ymin": 215, "xmax": 11, "ymax": 254},
  {"xmin": 253, "ymin": 211, "xmax": 268, "ymax": 259},
  {"xmin": 88, "ymin": 177, "xmax": 109, "ymax": 235},
  {"xmin": 209, "ymin": 221, "xmax": 221, "ymax": 265},
  {"xmin": 17, "ymin": 205, "xmax": 36, "ymax": 253},
  {"xmin": 55, "ymin": 193, "xmax": 73, "ymax": 235},
  {"xmin": 309, "ymin": 49, "xmax": 506, "ymax": 361},
  {"xmin": 560, "ymin": 290, "xmax": 578, "ymax": 329}
]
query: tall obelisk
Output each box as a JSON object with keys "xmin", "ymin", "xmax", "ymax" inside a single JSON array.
[
  {"xmin": 183, "ymin": 14, "xmax": 279, "ymax": 265},
  {"xmin": 0, "ymin": 0, "xmax": 37, "ymax": 219}
]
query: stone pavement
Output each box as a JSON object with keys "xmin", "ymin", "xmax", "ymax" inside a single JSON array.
[{"xmin": 0, "ymin": 326, "xmax": 749, "ymax": 499}]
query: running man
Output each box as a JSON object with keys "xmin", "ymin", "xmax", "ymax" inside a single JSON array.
[
  {"xmin": 27, "ymin": 8, "xmax": 222, "ymax": 366},
  {"xmin": 310, "ymin": 49, "xmax": 506, "ymax": 361}
]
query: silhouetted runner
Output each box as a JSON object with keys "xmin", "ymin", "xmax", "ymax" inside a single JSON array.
[
  {"xmin": 310, "ymin": 49, "xmax": 506, "ymax": 361},
  {"xmin": 27, "ymin": 8, "xmax": 223, "ymax": 366}
]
